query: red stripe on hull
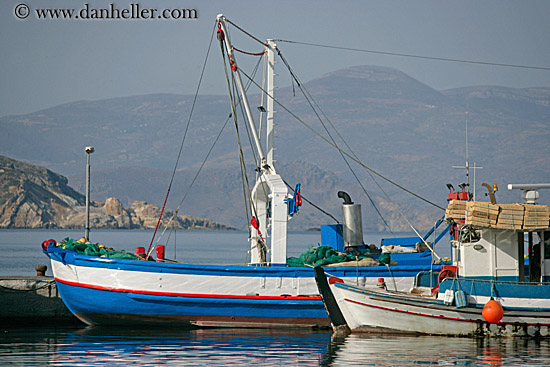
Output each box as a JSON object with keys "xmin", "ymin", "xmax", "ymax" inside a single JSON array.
[
  {"xmin": 55, "ymin": 277, "xmax": 321, "ymax": 301},
  {"xmin": 345, "ymin": 298, "xmax": 550, "ymax": 326}
]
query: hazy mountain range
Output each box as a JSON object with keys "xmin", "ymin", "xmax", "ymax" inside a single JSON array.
[{"xmin": 1, "ymin": 65, "xmax": 549, "ymax": 231}]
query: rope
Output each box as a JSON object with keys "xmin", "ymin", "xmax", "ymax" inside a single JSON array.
[
  {"xmin": 282, "ymin": 178, "xmax": 339, "ymax": 224},
  {"xmin": 0, "ymin": 280, "xmax": 56, "ymax": 292},
  {"xmin": 220, "ymin": 35, "xmax": 253, "ymax": 233},
  {"xmin": 274, "ymin": 39, "xmax": 550, "ymax": 71},
  {"xmin": 226, "ymin": 18, "xmax": 266, "ymax": 46},
  {"xmin": 157, "ymin": 36, "xmax": 263, "ymax": 246},
  {"xmin": 237, "ymin": 67, "xmax": 446, "ymax": 212},
  {"xmin": 234, "ymin": 47, "xmax": 265, "ymax": 56},
  {"xmin": 278, "ymin": 50, "xmax": 395, "ymax": 234},
  {"xmin": 146, "ymin": 23, "xmax": 217, "ymax": 258}
]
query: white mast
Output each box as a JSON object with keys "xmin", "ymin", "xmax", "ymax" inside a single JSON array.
[
  {"xmin": 216, "ymin": 15, "xmax": 267, "ymax": 169},
  {"xmin": 266, "ymin": 39, "xmax": 276, "ymax": 170},
  {"xmin": 216, "ymin": 15, "xmax": 289, "ymax": 266}
]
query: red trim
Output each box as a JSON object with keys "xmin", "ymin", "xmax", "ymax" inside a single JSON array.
[
  {"xmin": 345, "ymin": 298, "xmax": 484, "ymax": 323},
  {"xmin": 55, "ymin": 277, "xmax": 321, "ymax": 301},
  {"xmin": 344, "ymin": 298, "xmax": 550, "ymax": 326}
]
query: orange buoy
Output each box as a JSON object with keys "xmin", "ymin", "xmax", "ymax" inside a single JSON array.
[{"xmin": 482, "ymin": 298, "xmax": 504, "ymax": 323}]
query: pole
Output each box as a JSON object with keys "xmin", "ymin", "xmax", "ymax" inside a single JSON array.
[
  {"xmin": 217, "ymin": 14, "xmax": 267, "ymax": 169},
  {"xmin": 85, "ymin": 146, "xmax": 95, "ymax": 241}
]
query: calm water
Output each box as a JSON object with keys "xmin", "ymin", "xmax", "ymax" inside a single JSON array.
[
  {"xmin": 1, "ymin": 229, "xmax": 545, "ymax": 366},
  {"xmin": 1, "ymin": 326, "xmax": 549, "ymax": 366}
]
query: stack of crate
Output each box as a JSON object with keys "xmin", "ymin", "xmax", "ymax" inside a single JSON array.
[
  {"xmin": 447, "ymin": 200, "xmax": 550, "ymax": 230},
  {"xmin": 465, "ymin": 201, "xmax": 499, "ymax": 227},
  {"xmin": 496, "ymin": 204, "xmax": 525, "ymax": 230},
  {"xmin": 445, "ymin": 200, "xmax": 467, "ymax": 221},
  {"xmin": 522, "ymin": 204, "xmax": 550, "ymax": 230}
]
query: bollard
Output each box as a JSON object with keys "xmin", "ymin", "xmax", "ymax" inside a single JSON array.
[
  {"xmin": 136, "ymin": 247, "xmax": 146, "ymax": 258},
  {"xmin": 35, "ymin": 264, "xmax": 47, "ymax": 276},
  {"xmin": 157, "ymin": 245, "xmax": 165, "ymax": 261}
]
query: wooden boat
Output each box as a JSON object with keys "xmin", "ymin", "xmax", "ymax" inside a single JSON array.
[
  {"xmin": 42, "ymin": 15, "xmax": 443, "ymax": 328},
  {"xmin": 316, "ymin": 192, "xmax": 550, "ymax": 337}
]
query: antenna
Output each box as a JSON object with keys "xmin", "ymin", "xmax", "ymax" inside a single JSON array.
[{"xmin": 453, "ymin": 113, "xmax": 483, "ymax": 199}]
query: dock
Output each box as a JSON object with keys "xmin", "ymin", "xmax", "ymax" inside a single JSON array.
[{"xmin": 0, "ymin": 275, "xmax": 80, "ymax": 326}]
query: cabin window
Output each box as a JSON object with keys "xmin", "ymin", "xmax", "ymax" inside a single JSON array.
[{"xmin": 460, "ymin": 227, "xmax": 480, "ymax": 243}]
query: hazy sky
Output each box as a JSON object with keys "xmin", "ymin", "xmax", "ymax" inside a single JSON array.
[{"xmin": 1, "ymin": 0, "xmax": 549, "ymax": 116}]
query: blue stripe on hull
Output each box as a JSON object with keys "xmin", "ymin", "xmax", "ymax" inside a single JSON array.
[
  {"xmin": 439, "ymin": 278, "xmax": 550, "ymax": 301},
  {"xmin": 46, "ymin": 248, "xmax": 438, "ymax": 279},
  {"xmin": 56, "ymin": 282, "xmax": 329, "ymax": 327}
]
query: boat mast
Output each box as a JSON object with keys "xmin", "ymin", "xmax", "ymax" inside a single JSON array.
[
  {"xmin": 216, "ymin": 15, "xmax": 289, "ymax": 266},
  {"xmin": 266, "ymin": 39, "xmax": 276, "ymax": 171},
  {"xmin": 216, "ymin": 14, "xmax": 267, "ymax": 170},
  {"xmin": 85, "ymin": 146, "xmax": 94, "ymax": 241}
]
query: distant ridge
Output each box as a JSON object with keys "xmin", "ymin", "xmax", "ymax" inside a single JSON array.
[{"xmin": 1, "ymin": 65, "xmax": 548, "ymax": 230}]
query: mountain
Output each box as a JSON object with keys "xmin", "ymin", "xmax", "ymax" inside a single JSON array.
[
  {"xmin": 0, "ymin": 155, "xmax": 231, "ymax": 230},
  {"xmin": 1, "ymin": 65, "xmax": 549, "ymax": 230}
]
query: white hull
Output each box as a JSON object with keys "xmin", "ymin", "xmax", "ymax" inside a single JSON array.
[{"xmin": 328, "ymin": 280, "xmax": 550, "ymax": 337}]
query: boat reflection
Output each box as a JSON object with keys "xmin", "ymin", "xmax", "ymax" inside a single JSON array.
[
  {"xmin": 322, "ymin": 333, "xmax": 550, "ymax": 366},
  {"xmin": 2, "ymin": 325, "xmax": 549, "ymax": 366}
]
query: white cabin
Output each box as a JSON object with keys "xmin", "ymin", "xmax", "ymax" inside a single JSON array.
[{"xmin": 453, "ymin": 228, "xmax": 550, "ymax": 282}]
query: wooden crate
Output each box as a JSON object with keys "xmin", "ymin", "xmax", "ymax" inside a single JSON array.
[
  {"xmin": 522, "ymin": 204, "xmax": 549, "ymax": 230},
  {"xmin": 496, "ymin": 204, "xmax": 525, "ymax": 230},
  {"xmin": 445, "ymin": 200, "xmax": 467, "ymax": 220},
  {"xmin": 465, "ymin": 201, "xmax": 498, "ymax": 227}
]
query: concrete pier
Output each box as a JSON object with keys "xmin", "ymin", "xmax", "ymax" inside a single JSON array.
[{"xmin": 0, "ymin": 276, "xmax": 80, "ymax": 326}]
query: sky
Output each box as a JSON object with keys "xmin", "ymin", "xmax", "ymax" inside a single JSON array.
[{"xmin": 1, "ymin": 0, "xmax": 549, "ymax": 117}]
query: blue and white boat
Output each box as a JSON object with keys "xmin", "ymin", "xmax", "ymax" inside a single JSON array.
[
  {"xmin": 316, "ymin": 186, "xmax": 550, "ymax": 337},
  {"xmin": 42, "ymin": 15, "xmax": 446, "ymax": 328}
]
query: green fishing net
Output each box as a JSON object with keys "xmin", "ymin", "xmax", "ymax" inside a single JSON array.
[
  {"xmin": 286, "ymin": 245, "xmax": 383, "ymax": 267},
  {"xmin": 57, "ymin": 238, "xmax": 141, "ymax": 260}
]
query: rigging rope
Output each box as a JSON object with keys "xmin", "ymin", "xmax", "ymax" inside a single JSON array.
[
  {"xmin": 237, "ymin": 66, "xmax": 446, "ymax": 211},
  {"xmin": 160, "ymin": 46, "xmax": 266, "ymax": 244},
  {"xmin": 146, "ymin": 23, "xmax": 217, "ymax": 258},
  {"xmin": 217, "ymin": 17, "xmax": 382, "ymax": 226},
  {"xmin": 277, "ymin": 50, "xmax": 395, "ymax": 235},
  {"xmin": 282, "ymin": 178, "xmax": 340, "ymax": 224},
  {"xmin": 274, "ymin": 39, "xmax": 550, "ymax": 71},
  {"xmin": 219, "ymin": 34, "xmax": 254, "ymax": 236},
  {"xmin": 234, "ymin": 47, "xmax": 265, "ymax": 56},
  {"xmin": 226, "ymin": 18, "xmax": 267, "ymax": 46}
]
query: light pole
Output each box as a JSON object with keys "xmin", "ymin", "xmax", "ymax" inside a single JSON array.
[{"xmin": 85, "ymin": 146, "xmax": 95, "ymax": 241}]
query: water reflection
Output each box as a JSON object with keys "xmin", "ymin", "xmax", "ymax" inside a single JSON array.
[
  {"xmin": 1, "ymin": 326, "xmax": 549, "ymax": 366},
  {"xmin": 326, "ymin": 333, "xmax": 550, "ymax": 366},
  {"xmin": 1, "ymin": 326, "xmax": 331, "ymax": 366}
]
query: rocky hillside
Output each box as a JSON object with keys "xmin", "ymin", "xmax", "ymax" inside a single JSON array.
[{"xmin": 0, "ymin": 155, "xmax": 231, "ymax": 230}]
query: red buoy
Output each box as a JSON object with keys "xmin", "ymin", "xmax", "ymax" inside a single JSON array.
[{"xmin": 482, "ymin": 299, "xmax": 504, "ymax": 324}]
